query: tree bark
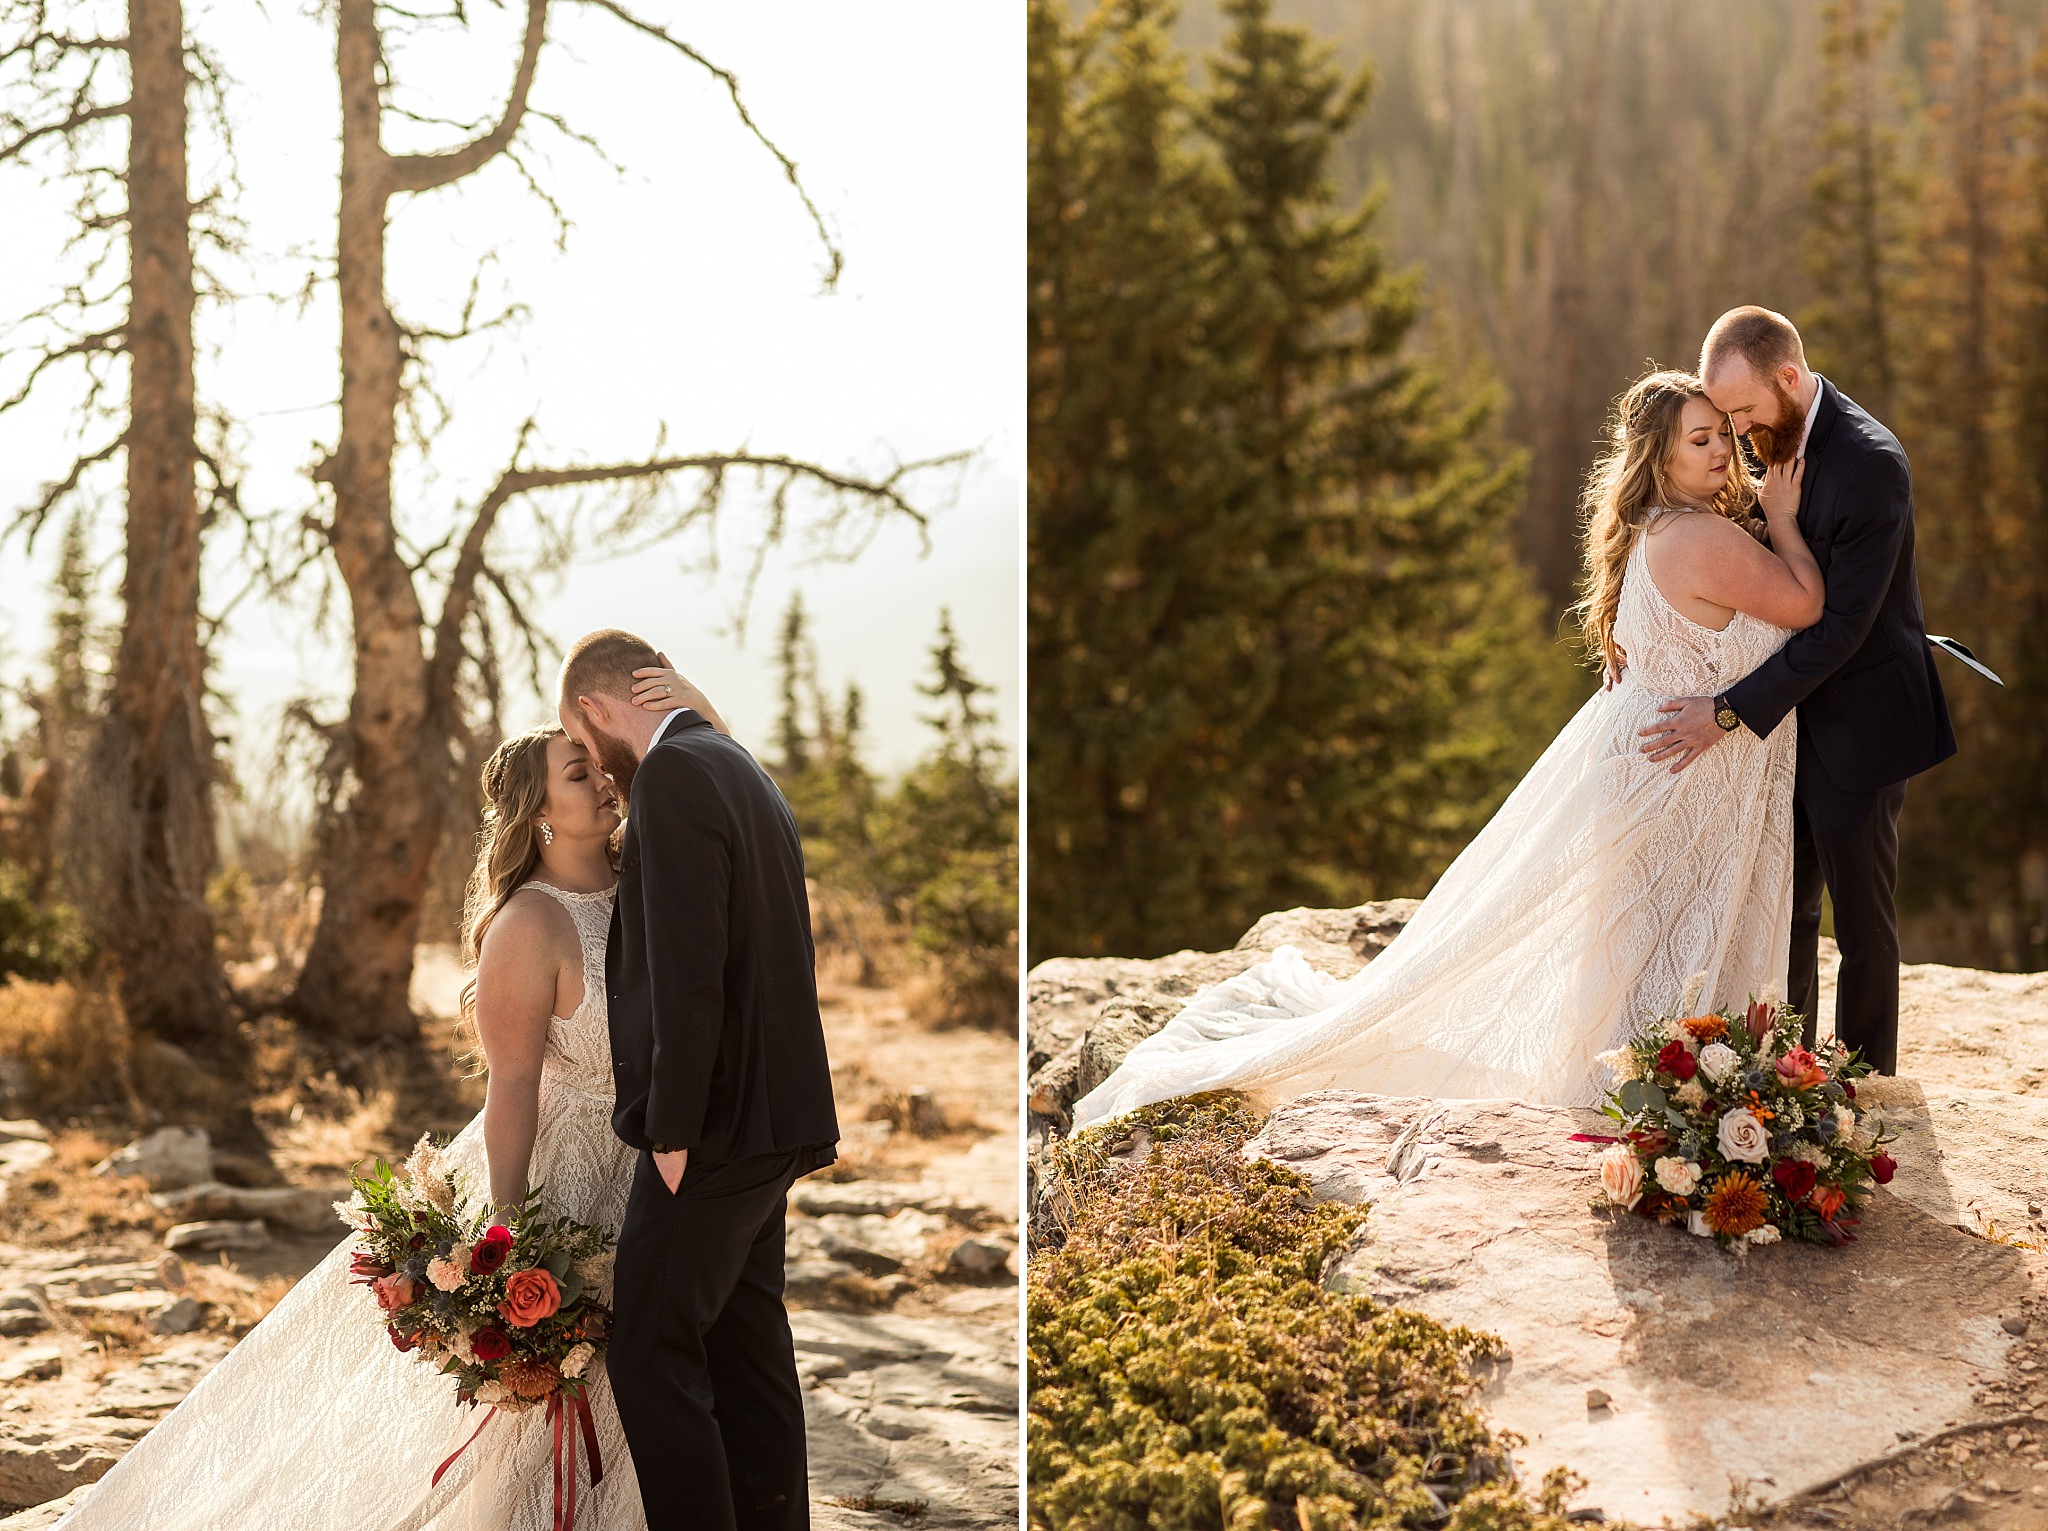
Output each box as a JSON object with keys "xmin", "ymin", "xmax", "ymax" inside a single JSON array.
[
  {"xmin": 291, "ymin": 0, "xmax": 547, "ymax": 1042},
  {"xmin": 90, "ymin": 0, "xmax": 228, "ymax": 1046}
]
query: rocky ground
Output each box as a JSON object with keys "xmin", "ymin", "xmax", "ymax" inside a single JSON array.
[
  {"xmin": 1028, "ymin": 903, "xmax": 2048, "ymax": 1529},
  {"xmin": 0, "ymin": 950, "xmax": 1018, "ymax": 1529}
]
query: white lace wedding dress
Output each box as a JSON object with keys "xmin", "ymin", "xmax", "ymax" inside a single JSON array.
[
  {"xmin": 56, "ymin": 882, "xmax": 647, "ymax": 1531},
  {"xmin": 1073, "ymin": 511, "xmax": 1800, "ymax": 1129}
]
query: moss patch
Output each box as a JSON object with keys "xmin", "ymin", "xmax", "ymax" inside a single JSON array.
[{"xmin": 1028, "ymin": 1098, "xmax": 1581, "ymax": 1530}]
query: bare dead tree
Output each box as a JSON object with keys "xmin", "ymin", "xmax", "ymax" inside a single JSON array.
[
  {"xmin": 284, "ymin": 0, "xmax": 962, "ymax": 1042},
  {"xmin": 0, "ymin": 0, "xmax": 241, "ymax": 1048}
]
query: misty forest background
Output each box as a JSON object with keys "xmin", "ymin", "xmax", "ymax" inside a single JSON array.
[
  {"xmin": 0, "ymin": 0, "xmax": 1016, "ymax": 1147},
  {"xmin": 1030, "ymin": 0, "xmax": 2048, "ymax": 973}
]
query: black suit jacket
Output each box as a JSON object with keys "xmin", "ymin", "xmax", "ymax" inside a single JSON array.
[
  {"xmin": 606, "ymin": 711, "xmax": 839, "ymax": 1163},
  {"xmin": 1723, "ymin": 377, "xmax": 1956, "ymax": 793}
]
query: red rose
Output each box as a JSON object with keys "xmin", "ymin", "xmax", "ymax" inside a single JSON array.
[
  {"xmin": 1771, "ymin": 1159, "xmax": 1817, "ymax": 1202},
  {"xmin": 388, "ymin": 1326, "xmax": 419, "ymax": 1353},
  {"xmin": 470, "ymin": 1325, "xmax": 513, "ymax": 1362},
  {"xmin": 471, "ymin": 1225, "xmax": 514, "ymax": 1278},
  {"xmin": 497, "ymin": 1268, "xmax": 562, "ymax": 1330},
  {"xmin": 1870, "ymin": 1152, "xmax": 1896, "ymax": 1185},
  {"xmin": 1655, "ymin": 1040, "xmax": 1697, "ymax": 1082}
]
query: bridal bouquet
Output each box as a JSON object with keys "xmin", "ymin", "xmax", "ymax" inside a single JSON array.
[
  {"xmin": 1591, "ymin": 997, "xmax": 1896, "ymax": 1248},
  {"xmin": 337, "ymin": 1136, "xmax": 613, "ymax": 1528}
]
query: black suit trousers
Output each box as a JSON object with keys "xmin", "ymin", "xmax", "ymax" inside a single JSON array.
[
  {"xmin": 608, "ymin": 1147, "xmax": 810, "ymax": 1531},
  {"xmin": 1787, "ymin": 745, "xmax": 1908, "ymax": 1075}
]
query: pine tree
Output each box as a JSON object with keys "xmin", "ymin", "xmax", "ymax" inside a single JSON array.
[
  {"xmin": 1804, "ymin": 0, "xmax": 1915, "ymax": 420},
  {"xmin": 1029, "ymin": 0, "xmax": 1571, "ymax": 963},
  {"xmin": 773, "ymin": 593, "xmax": 814, "ymax": 776},
  {"xmin": 1894, "ymin": 0, "xmax": 2032, "ymax": 965}
]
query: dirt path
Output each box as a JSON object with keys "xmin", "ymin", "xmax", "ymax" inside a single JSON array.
[{"xmin": 0, "ymin": 951, "xmax": 1018, "ymax": 1529}]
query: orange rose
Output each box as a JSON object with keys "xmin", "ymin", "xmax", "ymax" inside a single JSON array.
[
  {"xmin": 1809, "ymin": 1184, "xmax": 1847, "ymax": 1222},
  {"xmin": 497, "ymin": 1267, "xmax": 562, "ymax": 1329}
]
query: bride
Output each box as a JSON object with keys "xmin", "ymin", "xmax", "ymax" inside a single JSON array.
[
  {"xmin": 55, "ymin": 663, "xmax": 720, "ymax": 1530},
  {"xmin": 1073, "ymin": 370, "xmax": 1826, "ymax": 1130}
]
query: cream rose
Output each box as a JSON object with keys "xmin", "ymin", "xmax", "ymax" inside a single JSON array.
[
  {"xmin": 1654, "ymin": 1156, "xmax": 1702, "ymax": 1196},
  {"xmin": 1598, "ymin": 1145, "xmax": 1644, "ymax": 1208},
  {"xmin": 1698, "ymin": 1043, "xmax": 1741, "ymax": 1086},
  {"xmin": 1833, "ymin": 1104, "xmax": 1856, "ymax": 1138},
  {"xmin": 1716, "ymin": 1107, "xmax": 1770, "ymax": 1164},
  {"xmin": 562, "ymin": 1342, "xmax": 596, "ymax": 1380}
]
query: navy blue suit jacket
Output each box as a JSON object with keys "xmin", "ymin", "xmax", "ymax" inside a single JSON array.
[{"xmin": 1723, "ymin": 378, "xmax": 1956, "ymax": 792}]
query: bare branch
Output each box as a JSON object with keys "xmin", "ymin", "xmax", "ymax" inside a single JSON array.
[
  {"xmin": 0, "ymin": 97, "xmax": 128, "ymax": 163},
  {"xmin": 386, "ymin": 0, "xmax": 547, "ymax": 194},
  {"xmin": 0, "ymin": 326, "xmax": 123, "ymax": 415},
  {"xmin": 9, "ymin": 432, "xmax": 123, "ymax": 547},
  {"xmin": 574, "ymin": 0, "xmax": 842, "ymax": 287}
]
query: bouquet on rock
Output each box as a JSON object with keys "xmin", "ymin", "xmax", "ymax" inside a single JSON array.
[
  {"xmin": 336, "ymin": 1135, "xmax": 615, "ymax": 1530},
  {"xmin": 1592, "ymin": 996, "xmax": 1897, "ymax": 1249}
]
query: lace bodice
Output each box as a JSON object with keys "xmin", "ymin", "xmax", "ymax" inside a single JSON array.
[
  {"xmin": 1612, "ymin": 509, "xmax": 1792, "ymax": 697},
  {"xmin": 527, "ymin": 882, "xmax": 618, "ymax": 1099},
  {"xmin": 56, "ymin": 877, "xmax": 648, "ymax": 1531}
]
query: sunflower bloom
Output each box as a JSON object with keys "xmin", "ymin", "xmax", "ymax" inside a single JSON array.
[{"xmin": 1702, "ymin": 1172, "xmax": 1769, "ymax": 1238}]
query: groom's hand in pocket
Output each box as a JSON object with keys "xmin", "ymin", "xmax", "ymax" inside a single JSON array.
[{"xmin": 653, "ymin": 1147, "xmax": 688, "ymax": 1193}]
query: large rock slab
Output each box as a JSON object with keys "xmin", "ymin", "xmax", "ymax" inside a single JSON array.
[
  {"xmin": 92, "ymin": 1128, "xmax": 210, "ymax": 1192},
  {"xmin": 0, "ymin": 1422, "xmax": 125, "ymax": 1506},
  {"xmin": 1251, "ymin": 1090, "xmax": 2036, "ymax": 1526},
  {"xmin": 147, "ymin": 1182, "xmax": 347, "ymax": 1235},
  {"xmin": 796, "ymin": 1291, "xmax": 1018, "ymax": 1531}
]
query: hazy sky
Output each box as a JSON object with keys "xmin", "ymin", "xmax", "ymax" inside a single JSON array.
[{"xmin": 0, "ymin": 2, "xmax": 1019, "ymax": 792}]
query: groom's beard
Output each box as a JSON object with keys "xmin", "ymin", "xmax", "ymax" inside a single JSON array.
[
  {"xmin": 583, "ymin": 721, "xmax": 640, "ymax": 805},
  {"xmin": 1744, "ymin": 379, "xmax": 1806, "ymax": 467}
]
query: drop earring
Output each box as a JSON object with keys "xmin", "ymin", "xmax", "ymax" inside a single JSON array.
[{"xmin": 539, "ymin": 822, "xmax": 555, "ymax": 846}]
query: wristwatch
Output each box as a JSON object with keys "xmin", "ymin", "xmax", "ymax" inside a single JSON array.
[{"xmin": 1713, "ymin": 694, "xmax": 1741, "ymax": 733}]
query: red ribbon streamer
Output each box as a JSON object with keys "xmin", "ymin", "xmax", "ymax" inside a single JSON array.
[
  {"xmin": 1567, "ymin": 1132, "xmax": 1623, "ymax": 1144},
  {"xmin": 549, "ymin": 1389, "xmax": 606, "ymax": 1531},
  {"xmin": 432, "ymin": 1406, "xmax": 498, "ymax": 1487}
]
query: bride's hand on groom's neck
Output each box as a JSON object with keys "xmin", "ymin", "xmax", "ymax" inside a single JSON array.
[{"xmin": 629, "ymin": 651, "xmax": 731, "ymax": 736}]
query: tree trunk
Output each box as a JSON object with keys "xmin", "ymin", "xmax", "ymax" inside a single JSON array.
[
  {"xmin": 293, "ymin": 0, "xmax": 547, "ymax": 1042},
  {"xmin": 89, "ymin": 0, "xmax": 228, "ymax": 1046},
  {"xmin": 291, "ymin": 0, "xmax": 443, "ymax": 1043}
]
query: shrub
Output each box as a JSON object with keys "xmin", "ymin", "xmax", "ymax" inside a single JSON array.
[
  {"xmin": 0, "ymin": 860, "xmax": 91, "ymax": 981},
  {"xmin": 1028, "ymin": 1098, "xmax": 1581, "ymax": 1530}
]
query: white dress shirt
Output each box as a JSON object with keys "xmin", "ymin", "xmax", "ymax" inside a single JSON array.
[{"xmin": 1795, "ymin": 375, "xmax": 1825, "ymax": 461}]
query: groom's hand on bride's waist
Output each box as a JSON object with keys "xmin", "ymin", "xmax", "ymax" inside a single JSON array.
[
  {"xmin": 1640, "ymin": 696, "xmax": 1726, "ymax": 774},
  {"xmin": 651, "ymin": 1144, "xmax": 689, "ymax": 1193}
]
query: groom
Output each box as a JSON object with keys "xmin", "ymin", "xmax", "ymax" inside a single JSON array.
[
  {"xmin": 558, "ymin": 628, "xmax": 839, "ymax": 1531},
  {"xmin": 1643, "ymin": 306, "xmax": 1955, "ymax": 1076}
]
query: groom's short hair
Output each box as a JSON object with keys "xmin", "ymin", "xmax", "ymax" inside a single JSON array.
[
  {"xmin": 559, "ymin": 628, "xmax": 659, "ymax": 704},
  {"xmin": 1702, "ymin": 306, "xmax": 1806, "ymax": 382}
]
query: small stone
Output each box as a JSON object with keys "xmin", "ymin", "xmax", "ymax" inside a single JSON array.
[
  {"xmin": 150, "ymin": 1296, "xmax": 205, "ymax": 1335},
  {"xmin": 946, "ymin": 1237, "xmax": 1013, "ymax": 1276},
  {"xmin": 94, "ymin": 1126, "xmax": 212, "ymax": 1191},
  {"xmin": 163, "ymin": 1219, "xmax": 269, "ymax": 1253},
  {"xmin": 0, "ymin": 1120, "xmax": 50, "ymax": 1144},
  {"xmin": 0, "ymin": 1349, "xmax": 61, "ymax": 1384},
  {"xmin": 2004, "ymin": 1316, "xmax": 2030, "ymax": 1336},
  {"xmin": 155, "ymin": 1254, "xmax": 187, "ymax": 1291},
  {"xmin": 1585, "ymin": 1388, "xmax": 1612, "ymax": 1411}
]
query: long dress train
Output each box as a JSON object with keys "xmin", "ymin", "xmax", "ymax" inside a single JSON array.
[
  {"xmin": 1072, "ymin": 512, "xmax": 1801, "ymax": 1130},
  {"xmin": 56, "ymin": 883, "xmax": 648, "ymax": 1531}
]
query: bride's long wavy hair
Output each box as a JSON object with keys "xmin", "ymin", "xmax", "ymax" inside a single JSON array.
[
  {"xmin": 1571, "ymin": 368, "xmax": 1759, "ymax": 673},
  {"xmin": 456, "ymin": 726, "xmax": 563, "ymax": 1041}
]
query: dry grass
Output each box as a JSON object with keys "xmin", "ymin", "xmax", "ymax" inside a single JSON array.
[
  {"xmin": 77, "ymin": 1311, "xmax": 160, "ymax": 1376},
  {"xmin": 0, "ymin": 975, "xmax": 138, "ymax": 1122},
  {"xmin": 181, "ymin": 1258, "xmax": 295, "ymax": 1336},
  {"xmin": 2, "ymin": 1128, "xmax": 168, "ymax": 1248}
]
